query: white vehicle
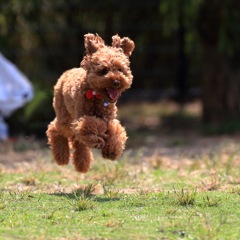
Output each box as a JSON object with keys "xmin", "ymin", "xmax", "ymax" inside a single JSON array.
[{"xmin": 0, "ymin": 52, "xmax": 34, "ymax": 140}]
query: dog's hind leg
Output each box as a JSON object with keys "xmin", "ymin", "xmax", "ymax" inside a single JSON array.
[
  {"xmin": 46, "ymin": 119, "xmax": 70, "ymax": 165},
  {"xmin": 101, "ymin": 120, "xmax": 127, "ymax": 161},
  {"xmin": 72, "ymin": 139, "xmax": 93, "ymax": 173}
]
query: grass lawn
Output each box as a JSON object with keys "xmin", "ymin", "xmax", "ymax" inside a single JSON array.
[
  {"xmin": 0, "ymin": 144, "xmax": 240, "ymax": 240},
  {"xmin": 1, "ymin": 101, "xmax": 240, "ymax": 239}
]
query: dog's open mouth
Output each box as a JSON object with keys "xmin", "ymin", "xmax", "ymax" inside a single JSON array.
[{"xmin": 106, "ymin": 87, "xmax": 119, "ymax": 100}]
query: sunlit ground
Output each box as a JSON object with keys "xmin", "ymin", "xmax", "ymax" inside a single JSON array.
[{"xmin": 0, "ymin": 100, "xmax": 239, "ymax": 169}]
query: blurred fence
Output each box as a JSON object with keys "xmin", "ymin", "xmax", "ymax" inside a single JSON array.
[
  {"xmin": 0, "ymin": 0, "xmax": 203, "ymax": 136},
  {"xmin": 1, "ymin": 0, "xmax": 202, "ymax": 92}
]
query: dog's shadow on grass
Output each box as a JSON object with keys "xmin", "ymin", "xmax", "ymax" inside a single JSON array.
[
  {"xmin": 94, "ymin": 196, "xmax": 121, "ymax": 202},
  {"xmin": 49, "ymin": 192, "xmax": 121, "ymax": 202}
]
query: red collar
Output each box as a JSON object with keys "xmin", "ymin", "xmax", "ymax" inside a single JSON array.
[{"xmin": 86, "ymin": 90, "xmax": 102, "ymax": 99}]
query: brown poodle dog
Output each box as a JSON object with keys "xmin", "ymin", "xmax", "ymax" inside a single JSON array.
[{"xmin": 46, "ymin": 33, "xmax": 135, "ymax": 173}]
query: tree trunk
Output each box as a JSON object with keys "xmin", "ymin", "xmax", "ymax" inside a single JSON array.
[
  {"xmin": 201, "ymin": 49, "xmax": 240, "ymax": 123},
  {"xmin": 176, "ymin": 0, "xmax": 187, "ymax": 103},
  {"xmin": 197, "ymin": 0, "xmax": 240, "ymax": 124}
]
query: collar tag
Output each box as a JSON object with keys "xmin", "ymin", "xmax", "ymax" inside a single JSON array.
[{"xmin": 102, "ymin": 99, "xmax": 110, "ymax": 106}]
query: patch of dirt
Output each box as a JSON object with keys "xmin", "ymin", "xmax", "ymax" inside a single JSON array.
[
  {"xmin": 0, "ymin": 99, "xmax": 239, "ymax": 168},
  {"xmin": 142, "ymin": 133, "xmax": 240, "ymax": 158},
  {"xmin": 0, "ymin": 133, "xmax": 239, "ymax": 167}
]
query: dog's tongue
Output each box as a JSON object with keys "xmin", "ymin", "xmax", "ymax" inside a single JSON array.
[{"xmin": 107, "ymin": 88, "xmax": 119, "ymax": 100}]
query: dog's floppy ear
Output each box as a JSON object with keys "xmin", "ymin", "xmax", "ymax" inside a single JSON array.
[
  {"xmin": 84, "ymin": 33, "xmax": 105, "ymax": 55},
  {"xmin": 112, "ymin": 35, "xmax": 135, "ymax": 57}
]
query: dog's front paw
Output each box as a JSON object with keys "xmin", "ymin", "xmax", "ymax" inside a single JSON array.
[
  {"xmin": 84, "ymin": 135, "xmax": 105, "ymax": 149},
  {"xmin": 102, "ymin": 151, "xmax": 116, "ymax": 160},
  {"xmin": 92, "ymin": 136, "xmax": 105, "ymax": 149},
  {"xmin": 101, "ymin": 143, "xmax": 122, "ymax": 161}
]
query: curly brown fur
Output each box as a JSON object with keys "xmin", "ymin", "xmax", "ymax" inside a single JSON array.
[{"xmin": 46, "ymin": 33, "xmax": 134, "ymax": 173}]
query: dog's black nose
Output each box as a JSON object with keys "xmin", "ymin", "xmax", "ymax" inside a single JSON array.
[{"xmin": 113, "ymin": 80, "xmax": 120, "ymax": 88}]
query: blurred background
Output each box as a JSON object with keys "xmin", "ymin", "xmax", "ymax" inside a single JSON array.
[{"xmin": 1, "ymin": 0, "xmax": 240, "ymax": 147}]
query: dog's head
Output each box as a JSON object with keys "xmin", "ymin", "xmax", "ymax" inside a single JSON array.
[{"xmin": 81, "ymin": 33, "xmax": 135, "ymax": 103}]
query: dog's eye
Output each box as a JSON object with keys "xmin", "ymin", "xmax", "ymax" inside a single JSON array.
[{"xmin": 101, "ymin": 68, "xmax": 108, "ymax": 75}]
